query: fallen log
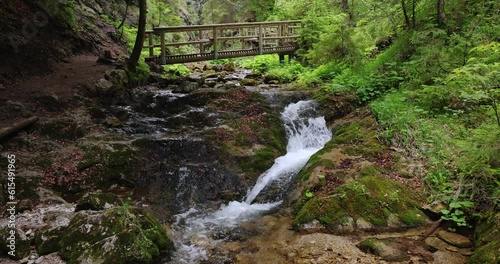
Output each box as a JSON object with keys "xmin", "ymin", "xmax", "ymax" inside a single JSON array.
[{"xmin": 0, "ymin": 116, "xmax": 39, "ymax": 141}]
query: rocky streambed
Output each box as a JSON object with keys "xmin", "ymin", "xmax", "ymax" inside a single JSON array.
[{"xmin": 0, "ymin": 62, "xmax": 497, "ymax": 264}]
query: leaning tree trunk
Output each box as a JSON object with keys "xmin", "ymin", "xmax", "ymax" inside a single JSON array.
[{"xmin": 128, "ymin": 0, "xmax": 147, "ymax": 71}]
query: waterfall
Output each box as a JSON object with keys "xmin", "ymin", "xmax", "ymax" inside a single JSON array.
[{"xmin": 169, "ymin": 100, "xmax": 332, "ymax": 263}]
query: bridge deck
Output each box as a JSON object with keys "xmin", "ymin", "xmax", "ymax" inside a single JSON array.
[{"xmin": 143, "ymin": 20, "xmax": 301, "ymax": 64}]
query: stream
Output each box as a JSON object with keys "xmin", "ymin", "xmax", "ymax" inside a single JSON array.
[{"xmin": 168, "ymin": 100, "xmax": 332, "ymax": 263}]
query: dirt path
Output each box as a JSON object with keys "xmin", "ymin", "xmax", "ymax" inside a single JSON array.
[{"xmin": 0, "ymin": 55, "xmax": 113, "ymax": 129}]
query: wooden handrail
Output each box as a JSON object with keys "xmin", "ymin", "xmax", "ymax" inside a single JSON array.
[
  {"xmin": 144, "ymin": 20, "xmax": 302, "ymax": 64},
  {"xmin": 147, "ymin": 20, "xmax": 301, "ymax": 33}
]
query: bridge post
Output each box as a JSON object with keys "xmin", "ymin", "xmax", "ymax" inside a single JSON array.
[
  {"xmin": 148, "ymin": 33, "xmax": 154, "ymax": 58},
  {"xmin": 199, "ymin": 30, "xmax": 205, "ymax": 54},
  {"xmin": 213, "ymin": 26, "xmax": 218, "ymax": 59},
  {"xmin": 160, "ymin": 32, "xmax": 166, "ymax": 64},
  {"xmin": 258, "ymin": 24, "xmax": 263, "ymax": 54}
]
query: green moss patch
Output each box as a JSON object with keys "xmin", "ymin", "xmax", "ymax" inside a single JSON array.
[
  {"xmin": 294, "ymin": 176, "xmax": 428, "ymax": 229},
  {"xmin": 59, "ymin": 207, "xmax": 174, "ymax": 264}
]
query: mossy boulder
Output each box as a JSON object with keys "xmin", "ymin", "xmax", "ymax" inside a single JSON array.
[
  {"xmin": 294, "ymin": 176, "xmax": 428, "ymax": 230},
  {"xmin": 468, "ymin": 209, "xmax": 500, "ymax": 264},
  {"xmin": 59, "ymin": 207, "xmax": 174, "ymax": 264},
  {"xmin": 39, "ymin": 119, "xmax": 86, "ymax": 140},
  {"xmin": 76, "ymin": 192, "xmax": 122, "ymax": 211},
  {"xmin": 241, "ymin": 78, "xmax": 259, "ymax": 86},
  {"xmin": 0, "ymin": 227, "xmax": 31, "ymax": 260},
  {"xmin": 104, "ymin": 69, "xmax": 128, "ymax": 90}
]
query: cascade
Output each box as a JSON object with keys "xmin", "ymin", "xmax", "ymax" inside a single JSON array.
[{"xmin": 169, "ymin": 100, "xmax": 332, "ymax": 263}]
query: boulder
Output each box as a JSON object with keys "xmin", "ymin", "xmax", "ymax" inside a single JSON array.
[
  {"xmin": 174, "ymin": 81, "xmax": 199, "ymax": 93},
  {"xmin": 188, "ymin": 72, "xmax": 205, "ymax": 84},
  {"xmin": 203, "ymin": 70, "xmax": 218, "ymax": 79},
  {"xmin": 294, "ymin": 176, "xmax": 429, "ymax": 230},
  {"xmin": 59, "ymin": 207, "xmax": 174, "ymax": 264},
  {"xmin": 437, "ymin": 230, "xmax": 472, "ymax": 248},
  {"xmin": 358, "ymin": 238, "xmax": 410, "ymax": 261},
  {"xmin": 75, "ymin": 192, "xmax": 122, "ymax": 211},
  {"xmin": 95, "ymin": 78, "xmax": 114, "ymax": 94},
  {"xmin": 240, "ymin": 78, "xmax": 259, "ymax": 86},
  {"xmin": 203, "ymin": 78, "xmax": 218, "ymax": 88},
  {"xmin": 104, "ymin": 69, "xmax": 128, "ymax": 90},
  {"xmin": 223, "ymin": 62, "xmax": 236, "ymax": 72}
]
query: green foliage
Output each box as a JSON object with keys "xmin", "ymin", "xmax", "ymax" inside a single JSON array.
[
  {"xmin": 162, "ymin": 64, "xmax": 191, "ymax": 78},
  {"xmin": 238, "ymin": 55, "xmax": 309, "ymax": 83}
]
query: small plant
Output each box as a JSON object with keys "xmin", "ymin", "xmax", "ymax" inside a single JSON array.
[
  {"xmin": 440, "ymin": 200, "xmax": 474, "ymax": 227},
  {"xmin": 305, "ymin": 190, "xmax": 314, "ymax": 198}
]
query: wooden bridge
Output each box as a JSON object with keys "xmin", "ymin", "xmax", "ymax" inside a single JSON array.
[{"xmin": 143, "ymin": 20, "xmax": 302, "ymax": 64}]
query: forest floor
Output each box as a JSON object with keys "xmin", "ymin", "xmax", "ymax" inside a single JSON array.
[{"xmin": 0, "ymin": 55, "xmax": 112, "ymax": 129}]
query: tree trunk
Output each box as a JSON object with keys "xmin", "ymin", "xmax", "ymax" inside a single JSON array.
[
  {"xmin": 437, "ymin": 0, "xmax": 445, "ymax": 27},
  {"xmin": 0, "ymin": 116, "xmax": 39, "ymax": 142},
  {"xmin": 401, "ymin": 0, "xmax": 411, "ymax": 29},
  {"xmin": 127, "ymin": 0, "xmax": 147, "ymax": 71},
  {"xmin": 412, "ymin": 0, "xmax": 416, "ymax": 28},
  {"xmin": 341, "ymin": 0, "xmax": 348, "ymax": 12}
]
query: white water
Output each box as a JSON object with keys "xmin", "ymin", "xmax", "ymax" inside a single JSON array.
[{"xmin": 169, "ymin": 100, "xmax": 332, "ymax": 263}]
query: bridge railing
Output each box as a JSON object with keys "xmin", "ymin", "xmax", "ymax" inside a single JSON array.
[{"xmin": 144, "ymin": 20, "xmax": 302, "ymax": 64}]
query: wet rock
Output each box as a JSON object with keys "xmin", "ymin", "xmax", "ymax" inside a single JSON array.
[
  {"xmin": 0, "ymin": 84, "xmax": 6, "ymax": 90},
  {"xmin": 203, "ymin": 78, "xmax": 218, "ymax": 88},
  {"xmin": 104, "ymin": 116, "xmax": 123, "ymax": 127},
  {"xmin": 241, "ymin": 78, "xmax": 259, "ymax": 86},
  {"xmin": 104, "ymin": 69, "xmax": 128, "ymax": 90},
  {"xmin": 437, "ymin": 230, "xmax": 472, "ymax": 248},
  {"xmin": 59, "ymin": 207, "xmax": 174, "ymax": 263},
  {"xmin": 358, "ymin": 238, "xmax": 410, "ymax": 261},
  {"xmin": 219, "ymin": 81, "xmax": 239, "ymax": 90},
  {"xmin": 35, "ymin": 94, "xmax": 65, "ymax": 112},
  {"xmin": 75, "ymin": 191, "xmax": 122, "ymax": 211},
  {"xmin": 246, "ymin": 72, "xmax": 262, "ymax": 79},
  {"xmin": 174, "ymin": 81, "xmax": 199, "ymax": 93},
  {"xmin": 188, "ymin": 72, "xmax": 204, "ymax": 84}
]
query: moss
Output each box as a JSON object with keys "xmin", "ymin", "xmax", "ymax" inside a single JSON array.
[
  {"xmin": 59, "ymin": 207, "xmax": 173, "ymax": 264},
  {"xmin": 467, "ymin": 240, "xmax": 499, "ymax": 264},
  {"xmin": 297, "ymin": 140, "xmax": 336, "ymax": 181},
  {"xmin": 294, "ymin": 176, "xmax": 427, "ymax": 229},
  {"xmin": 359, "ymin": 164, "xmax": 382, "ymax": 177},
  {"xmin": 39, "ymin": 119, "xmax": 86, "ymax": 140},
  {"xmin": 399, "ymin": 208, "xmax": 428, "ymax": 226},
  {"xmin": 238, "ymin": 146, "xmax": 281, "ymax": 176},
  {"xmin": 35, "ymin": 227, "xmax": 65, "ymax": 255}
]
